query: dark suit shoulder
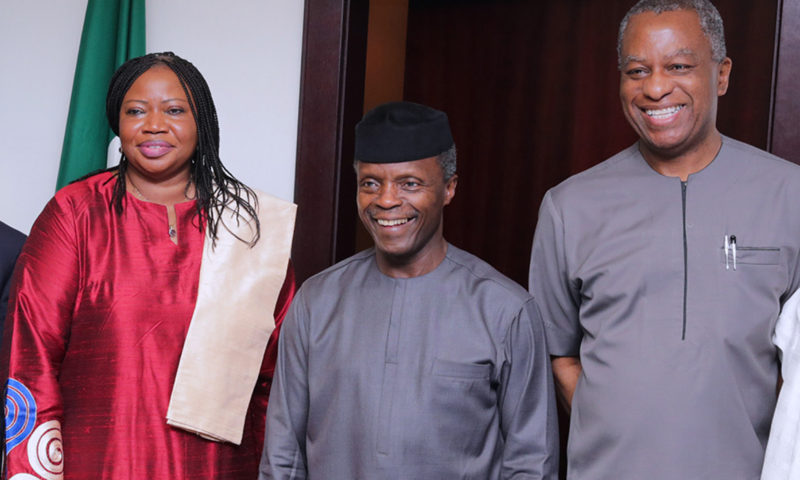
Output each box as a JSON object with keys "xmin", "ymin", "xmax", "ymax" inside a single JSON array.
[{"xmin": 0, "ymin": 221, "xmax": 26, "ymax": 260}]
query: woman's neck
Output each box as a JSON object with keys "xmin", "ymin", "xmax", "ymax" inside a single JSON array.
[{"xmin": 126, "ymin": 171, "xmax": 195, "ymax": 206}]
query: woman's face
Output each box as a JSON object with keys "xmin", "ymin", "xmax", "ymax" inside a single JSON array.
[{"xmin": 119, "ymin": 65, "xmax": 198, "ymax": 183}]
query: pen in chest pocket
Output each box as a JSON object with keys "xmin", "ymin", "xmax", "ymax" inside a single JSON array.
[{"xmin": 724, "ymin": 235, "xmax": 737, "ymax": 271}]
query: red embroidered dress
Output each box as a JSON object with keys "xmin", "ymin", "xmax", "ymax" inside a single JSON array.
[{"xmin": 2, "ymin": 172, "xmax": 293, "ymax": 479}]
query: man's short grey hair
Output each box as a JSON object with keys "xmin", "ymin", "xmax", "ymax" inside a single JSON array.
[
  {"xmin": 617, "ymin": 0, "xmax": 727, "ymax": 69},
  {"xmin": 353, "ymin": 144, "xmax": 457, "ymax": 182},
  {"xmin": 437, "ymin": 144, "xmax": 457, "ymax": 181}
]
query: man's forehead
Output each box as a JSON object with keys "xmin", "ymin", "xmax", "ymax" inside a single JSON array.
[
  {"xmin": 357, "ymin": 157, "xmax": 439, "ymax": 176},
  {"xmin": 621, "ymin": 48, "xmax": 700, "ymax": 65}
]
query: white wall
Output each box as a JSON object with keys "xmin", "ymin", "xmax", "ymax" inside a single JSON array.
[
  {"xmin": 0, "ymin": 0, "xmax": 304, "ymax": 234},
  {"xmin": 0, "ymin": 2, "xmax": 86, "ymax": 233}
]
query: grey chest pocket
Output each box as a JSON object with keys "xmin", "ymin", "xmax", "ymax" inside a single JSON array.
[
  {"xmin": 719, "ymin": 246, "xmax": 781, "ymax": 266},
  {"xmin": 432, "ymin": 358, "xmax": 492, "ymax": 380}
]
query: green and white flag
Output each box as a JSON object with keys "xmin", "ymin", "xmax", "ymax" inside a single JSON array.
[{"xmin": 56, "ymin": 0, "xmax": 145, "ymax": 190}]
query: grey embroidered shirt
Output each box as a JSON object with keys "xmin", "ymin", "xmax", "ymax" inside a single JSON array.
[{"xmin": 261, "ymin": 245, "xmax": 558, "ymax": 479}]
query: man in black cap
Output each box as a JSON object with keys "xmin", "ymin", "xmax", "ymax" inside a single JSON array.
[{"xmin": 260, "ymin": 101, "xmax": 558, "ymax": 479}]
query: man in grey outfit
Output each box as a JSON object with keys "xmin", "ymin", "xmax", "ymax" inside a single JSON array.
[
  {"xmin": 263, "ymin": 101, "xmax": 558, "ymax": 479},
  {"xmin": 530, "ymin": 1, "xmax": 800, "ymax": 478}
]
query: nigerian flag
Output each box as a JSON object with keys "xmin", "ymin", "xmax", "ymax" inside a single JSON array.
[{"xmin": 56, "ymin": 0, "xmax": 146, "ymax": 190}]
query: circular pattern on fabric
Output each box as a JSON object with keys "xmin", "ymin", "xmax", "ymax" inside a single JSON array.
[
  {"xmin": 9, "ymin": 474, "xmax": 40, "ymax": 480},
  {"xmin": 5, "ymin": 378, "xmax": 37, "ymax": 453},
  {"xmin": 26, "ymin": 420, "xmax": 63, "ymax": 480}
]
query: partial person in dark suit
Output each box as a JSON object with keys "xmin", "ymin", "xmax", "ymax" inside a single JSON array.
[{"xmin": 0, "ymin": 221, "xmax": 25, "ymax": 331}]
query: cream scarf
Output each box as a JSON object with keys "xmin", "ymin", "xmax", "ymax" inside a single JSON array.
[{"xmin": 166, "ymin": 190, "xmax": 296, "ymax": 444}]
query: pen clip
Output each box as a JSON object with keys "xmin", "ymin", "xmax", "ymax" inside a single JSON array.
[
  {"xmin": 730, "ymin": 235, "xmax": 737, "ymax": 271},
  {"xmin": 724, "ymin": 235, "xmax": 730, "ymax": 270}
]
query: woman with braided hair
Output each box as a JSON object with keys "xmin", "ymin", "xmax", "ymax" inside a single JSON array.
[{"xmin": 1, "ymin": 52, "xmax": 296, "ymax": 478}]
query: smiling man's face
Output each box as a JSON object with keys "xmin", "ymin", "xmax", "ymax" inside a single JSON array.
[
  {"xmin": 356, "ymin": 156, "xmax": 456, "ymax": 275},
  {"xmin": 619, "ymin": 9, "xmax": 731, "ymax": 161}
]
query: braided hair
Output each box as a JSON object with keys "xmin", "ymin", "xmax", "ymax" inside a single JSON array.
[{"xmin": 105, "ymin": 51, "xmax": 260, "ymax": 247}]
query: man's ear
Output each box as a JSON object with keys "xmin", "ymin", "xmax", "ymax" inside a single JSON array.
[
  {"xmin": 443, "ymin": 174, "xmax": 458, "ymax": 206},
  {"xmin": 717, "ymin": 57, "xmax": 732, "ymax": 96}
]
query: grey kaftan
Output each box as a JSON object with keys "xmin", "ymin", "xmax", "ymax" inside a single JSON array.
[
  {"xmin": 529, "ymin": 137, "xmax": 800, "ymax": 480},
  {"xmin": 261, "ymin": 245, "xmax": 558, "ymax": 479}
]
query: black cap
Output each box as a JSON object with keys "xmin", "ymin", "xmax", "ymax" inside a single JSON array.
[{"xmin": 355, "ymin": 101, "xmax": 454, "ymax": 163}]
